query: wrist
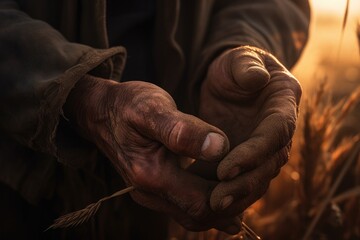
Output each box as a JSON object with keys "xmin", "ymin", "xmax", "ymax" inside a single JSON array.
[{"xmin": 63, "ymin": 74, "xmax": 118, "ymax": 141}]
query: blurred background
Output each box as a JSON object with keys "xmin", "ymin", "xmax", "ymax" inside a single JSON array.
[
  {"xmin": 293, "ymin": 0, "xmax": 360, "ymax": 94},
  {"xmin": 250, "ymin": 1, "xmax": 360, "ymax": 239},
  {"xmin": 169, "ymin": 1, "xmax": 360, "ymax": 239}
]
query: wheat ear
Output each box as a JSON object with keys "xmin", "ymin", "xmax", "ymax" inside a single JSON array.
[
  {"xmin": 46, "ymin": 185, "xmax": 261, "ymax": 239},
  {"xmin": 46, "ymin": 186, "xmax": 135, "ymax": 230}
]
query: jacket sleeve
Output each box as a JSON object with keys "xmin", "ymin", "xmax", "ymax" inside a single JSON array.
[
  {"xmin": 0, "ymin": 1, "xmax": 126, "ymax": 157},
  {"xmin": 189, "ymin": 0, "xmax": 310, "ymax": 111},
  {"xmin": 205, "ymin": 0, "xmax": 310, "ymax": 68}
]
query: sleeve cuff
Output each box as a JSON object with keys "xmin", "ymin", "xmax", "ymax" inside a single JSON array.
[{"xmin": 29, "ymin": 46, "xmax": 126, "ymax": 157}]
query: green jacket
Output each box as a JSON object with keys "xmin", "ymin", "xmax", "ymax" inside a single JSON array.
[{"xmin": 0, "ymin": 0, "xmax": 309, "ymax": 232}]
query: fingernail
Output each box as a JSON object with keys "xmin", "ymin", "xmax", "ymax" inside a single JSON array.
[
  {"xmin": 201, "ymin": 132, "xmax": 225, "ymax": 159},
  {"xmin": 220, "ymin": 195, "xmax": 234, "ymax": 210},
  {"xmin": 227, "ymin": 166, "xmax": 240, "ymax": 179},
  {"xmin": 226, "ymin": 224, "xmax": 240, "ymax": 235}
]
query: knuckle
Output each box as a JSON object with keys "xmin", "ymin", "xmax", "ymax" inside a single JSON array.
[
  {"xmin": 277, "ymin": 148, "xmax": 290, "ymax": 168},
  {"xmin": 232, "ymin": 47, "xmax": 264, "ymax": 65},
  {"xmin": 287, "ymin": 118, "xmax": 297, "ymax": 137},
  {"xmin": 275, "ymin": 113, "xmax": 296, "ymax": 146},
  {"xmin": 289, "ymin": 77, "xmax": 303, "ymax": 101},
  {"xmin": 285, "ymin": 122, "xmax": 296, "ymax": 145},
  {"xmin": 268, "ymin": 148, "xmax": 289, "ymax": 179},
  {"xmin": 224, "ymin": 47, "xmax": 264, "ymax": 72},
  {"xmin": 166, "ymin": 118, "xmax": 197, "ymax": 156},
  {"xmin": 167, "ymin": 119, "xmax": 185, "ymax": 147},
  {"xmin": 126, "ymin": 90, "xmax": 177, "ymax": 134},
  {"xmin": 281, "ymin": 74, "xmax": 302, "ymax": 105}
]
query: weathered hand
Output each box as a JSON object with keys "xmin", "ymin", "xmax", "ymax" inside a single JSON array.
[
  {"xmin": 65, "ymin": 75, "xmax": 241, "ymax": 233},
  {"xmin": 199, "ymin": 46, "xmax": 302, "ymax": 215}
]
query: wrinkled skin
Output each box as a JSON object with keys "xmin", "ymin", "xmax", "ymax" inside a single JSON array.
[
  {"xmin": 65, "ymin": 75, "xmax": 241, "ymax": 234},
  {"xmin": 198, "ymin": 46, "xmax": 302, "ymax": 215},
  {"xmin": 65, "ymin": 45, "xmax": 301, "ymax": 234}
]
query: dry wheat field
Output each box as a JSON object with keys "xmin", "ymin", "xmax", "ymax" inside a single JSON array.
[{"xmin": 167, "ymin": 1, "xmax": 360, "ymax": 239}]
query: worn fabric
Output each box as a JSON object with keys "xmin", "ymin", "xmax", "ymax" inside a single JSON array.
[{"xmin": 0, "ymin": 0, "xmax": 310, "ymax": 238}]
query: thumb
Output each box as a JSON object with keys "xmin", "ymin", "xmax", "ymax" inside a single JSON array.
[
  {"xmin": 143, "ymin": 110, "xmax": 230, "ymax": 161},
  {"xmin": 229, "ymin": 47, "xmax": 270, "ymax": 93}
]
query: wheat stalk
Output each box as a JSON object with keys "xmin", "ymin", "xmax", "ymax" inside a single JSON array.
[
  {"xmin": 241, "ymin": 222, "xmax": 261, "ymax": 240},
  {"xmin": 46, "ymin": 184, "xmax": 261, "ymax": 239},
  {"xmin": 301, "ymin": 142, "xmax": 360, "ymax": 240},
  {"xmin": 337, "ymin": 0, "xmax": 351, "ymax": 59},
  {"xmin": 357, "ymin": 22, "xmax": 360, "ymax": 54},
  {"xmin": 46, "ymin": 186, "xmax": 135, "ymax": 230},
  {"xmin": 342, "ymin": 0, "xmax": 350, "ymax": 31},
  {"xmin": 332, "ymin": 186, "xmax": 360, "ymax": 203}
]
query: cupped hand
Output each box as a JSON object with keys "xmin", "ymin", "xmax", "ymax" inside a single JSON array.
[
  {"xmin": 199, "ymin": 46, "xmax": 302, "ymax": 215},
  {"xmin": 65, "ymin": 75, "xmax": 241, "ymax": 234}
]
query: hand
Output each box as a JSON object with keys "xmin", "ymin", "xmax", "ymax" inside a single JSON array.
[
  {"xmin": 65, "ymin": 75, "xmax": 241, "ymax": 233},
  {"xmin": 199, "ymin": 46, "xmax": 302, "ymax": 215}
]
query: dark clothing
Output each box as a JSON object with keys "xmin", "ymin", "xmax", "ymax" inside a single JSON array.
[
  {"xmin": 106, "ymin": 0, "xmax": 156, "ymax": 82},
  {"xmin": 0, "ymin": 0, "xmax": 310, "ymax": 238}
]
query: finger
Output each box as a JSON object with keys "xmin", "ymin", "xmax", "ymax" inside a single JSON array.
[
  {"xmin": 130, "ymin": 149, "xmax": 240, "ymax": 233},
  {"xmin": 217, "ymin": 82, "xmax": 297, "ymax": 180},
  {"xmin": 130, "ymin": 147, "xmax": 214, "ymax": 220},
  {"xmin": 229, "ymin": 47, "xmax": 270, "ymax": 93},
  {"xmin": 130, "ymin": 189, "xmax": 213, "ymax": 232},
  {"xmin": 213, "ymin": 187, "xmax": 268, "ymax": 218},
  {"xmin": 263, "ymin": 54, "xmax": 303, "ymax": 105},
  {"xmin": 210, "ymin": 146, "xmax": 290, "ymax": 213},
  {"xmin": 139, "ymin": 107, "xmax": 230, "ymax": 162}
]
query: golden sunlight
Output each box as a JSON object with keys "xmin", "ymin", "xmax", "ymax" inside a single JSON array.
[
  {"xmin": 312, "ymin": 0, "xmax": 349, "ymax": 15},
  {"xmin": 293, "ymin": 0, "xmax": 360, "ymax": 92}
]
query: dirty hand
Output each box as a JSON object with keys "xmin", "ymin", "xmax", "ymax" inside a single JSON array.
[
  {"xmin": 65, "ymin": 75, "xmax": 241, "ymax": 234},
  {"xmin": 199, "ymin": 46, "xmax": 302, "ymax": 215}
]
